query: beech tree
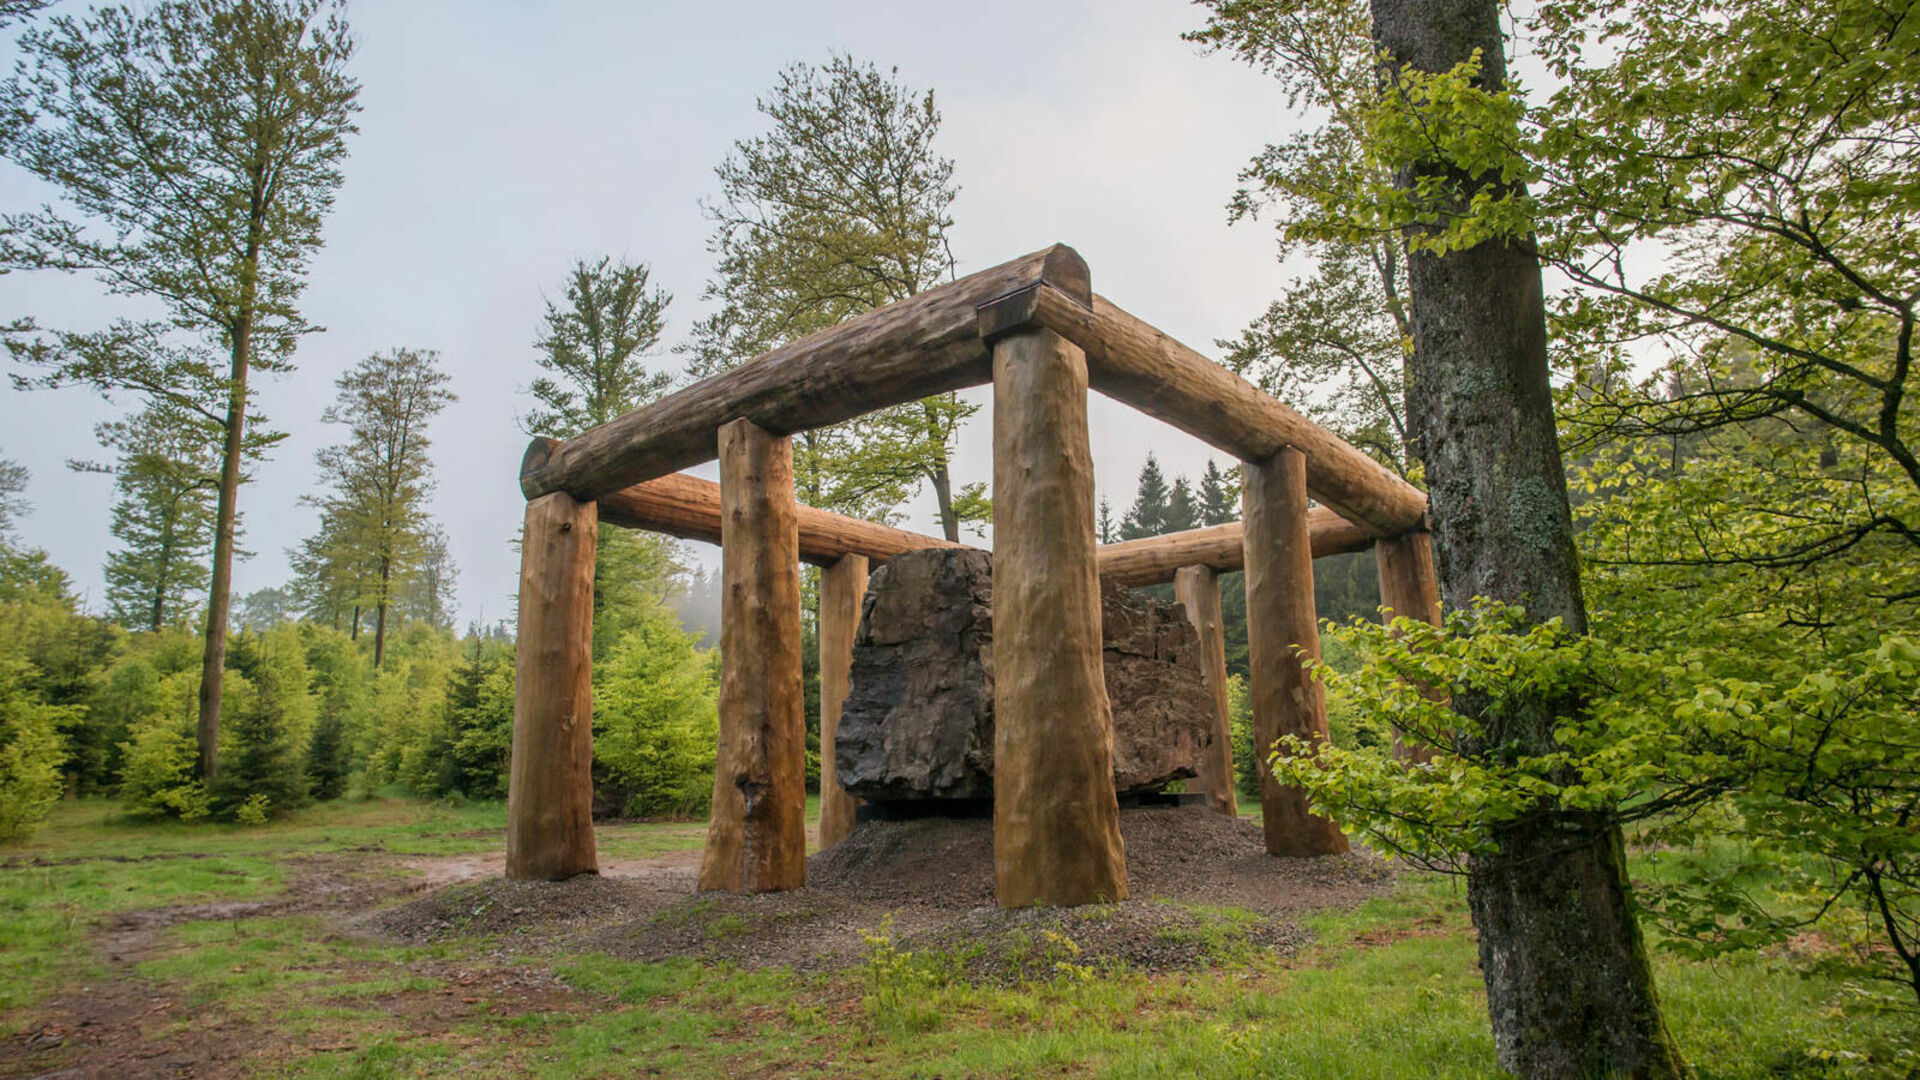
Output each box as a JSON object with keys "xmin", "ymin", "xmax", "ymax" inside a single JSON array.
[
  {"xmin": 686, "ymin": 54, "xmax": 974, "ymax": 534},
  {"xmin": 1, "ymin": 0, "xmax": 360, "ymax": 778},
  {"xmin": 302, "ymin": 348, "xmax": 454, "ymax": 668}
]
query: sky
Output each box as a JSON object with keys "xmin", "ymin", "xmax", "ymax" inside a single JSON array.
[{"xmin": 0, "ymin": 0, "xmax": 1310, "ymax": 628}]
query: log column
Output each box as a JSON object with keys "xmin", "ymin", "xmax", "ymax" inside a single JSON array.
[
  {"xmin": 699, "ymin": 419, "xmax": 807, "ymax": 893},
  {"xmin": 817, "ymin": 552, "xmax": 868, "ymax": 849},
  {"xmin": 506, "ymin": 492, "xmax": 599, "ymax": 880},
  {"xmin": 1173, "ymin": 564, "xmax": 1238, "ymax": 817},
  {"xmin": 1375, "ymin": 529, "xmax": 1444, "ymax": 762},
  {"xmin": 990, "ymin": 326, "xmax": 1129, "ymax": 907},
  {"xmin": 1242, "ymin": 447, "xmax": 1350, "ymax": 857}
]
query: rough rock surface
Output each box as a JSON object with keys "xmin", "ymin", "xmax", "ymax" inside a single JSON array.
[{"xmin": 835, "ymin": 548, "xmax": 1213, "ymax": 801}]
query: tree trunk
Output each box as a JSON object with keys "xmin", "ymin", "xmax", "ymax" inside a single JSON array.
[
  {"xmin": 990, "ymin": 326, "xmax": 1128, "ymax": 907},
  {"xmin": 193, "ymin": 324, "xmax": 251, "ymax": 781},
  {"xmin": 699, "ymin": 418, "xmax": 807, "ymax": 893},
  {"xmin": 1174, "ymin": 564, "xmax": 1238, "ymax": 816},
  {"xmin": 506, "ymin": 491, "xmax": 599, "ymax": 880},
  {"xmin": 374, "ymin": 555, "xmax": 390, "ymax": 668},
  {"xmin": 1368, "ymin": 1, "xmax": 1684, "ymax": 1074},
  {"xmin": 817, "ymin": 552, "xmax": 867, "ymax": 848},
  {"xmin": 929, "ymin": 453, "xmax": 958, "ymax": 542}
]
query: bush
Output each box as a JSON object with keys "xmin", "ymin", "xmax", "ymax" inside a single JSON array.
[
  {"xmin": 594, "ymin": 605, "xmax": 719, "ymax": 817},
  {"xmin": 0, "ymin": 654, "xmax": 69, "ymax": 841},
  {"xmin": 117, "ymin": 669, "xmax": 211, "ymax": 820}
]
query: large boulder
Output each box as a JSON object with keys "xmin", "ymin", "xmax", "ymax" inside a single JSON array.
[{"xmin": 835, "ymin": 548, "xmax": 1213, "ymax": 802}]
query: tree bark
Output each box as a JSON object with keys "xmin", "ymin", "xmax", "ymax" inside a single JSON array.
[
  {"xmin": 817, "ymin": 553, "xmax": 867, "ymax": 848},
  {"xmin": 1242, "ymin": 447, "xmax": 1349, "ymax": 857},
  {"xmin": 194, "ymin": 325, "xmax": 251, "ymax": 780},
  {"xmin": 1174, "ymin": 564, "xmax": 1238, "ymax": 817},
  {"xmin": 505, "ymin": 491, "xmax": 599, "ymax": 881},
  {"xmin": 699, "ymin": 419, "xmax": 807, "ymax": 893},
  {"xmin": 374, "ymin": 556, "xmax": 390, "ymax": 668},
  {"xmin": 1368, "ymin": 1, "xmax": 1684, "ymax": 1073},
  {"xmin": 990, "ymin": 326, "xmax": 1128, "ymax": 907}
]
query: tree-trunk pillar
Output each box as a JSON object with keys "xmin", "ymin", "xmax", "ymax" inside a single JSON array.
[
  {"xmin": 990, "ymin": 326, "xmax": 1129, "ymax": 907},
  {"xmin": 817, "ymin": 552, "xmax": 868, "ymax": 849},
  {"xmin": 1174, "ymin": 564, "xmax": 1238, "ymax": 816},
  {"xmin": 1242, "ymin": 447, "xmax": 1350, "ymax": 857},
  {"xmin": 505, "ymin": 491, "xmax": 599, "ymax": 881},
  {"xmin": 1375, "ymin": 528, "xmax": 1444, "ymax": 763},
  {"xmin": 699, "ymin": 418, "xmax": 807, "ymax": 893}
]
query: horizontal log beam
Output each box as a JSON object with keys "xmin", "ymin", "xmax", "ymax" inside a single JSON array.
[
  {"xmin": 520, "ymin": 245, "xmax": 1091, "ymax": 501},
  {"xmin": 1026, "ymin": 285, "xmax": 1429, "ymax": 537},
  {"xmin": 591, "ymin": 466, "xmax": 968, "ymax": 567},
  {"xmin": 1095, "ymin": 510, "xmax": 1374, "ymax": 588}
]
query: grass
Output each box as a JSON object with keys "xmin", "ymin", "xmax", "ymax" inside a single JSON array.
[{"xmin": 2, "ymin": 796, "xmax": 1914, "ymax": 1078}]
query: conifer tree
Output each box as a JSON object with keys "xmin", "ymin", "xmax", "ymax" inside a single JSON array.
[
  {"xmin": 80, "ymin": 405, "xmax": 220, "ymax": 631},
  {"xmin": 1165, "ymin": 476, "xmax": 1199, "ymax": 534},
  {"xmin": 1198, "ymin": 460, "xmax": 1239, "ymax": 526},
  {"xmin": 1119, "ymin": 454, "xmax": 1173, "ymax": 540}
]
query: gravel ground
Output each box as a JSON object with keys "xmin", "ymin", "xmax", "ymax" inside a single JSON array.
[{"xmin": 365, "ymin": 805, "xmax": 1394, "ymax": 978}]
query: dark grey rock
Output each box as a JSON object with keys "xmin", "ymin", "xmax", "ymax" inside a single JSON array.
[{"xmin": 835, "ymin": 548, "xmax": 1213, "ymax": 802}]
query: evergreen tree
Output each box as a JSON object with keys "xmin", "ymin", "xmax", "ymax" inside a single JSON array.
[
  {"xmin": 82, "ymin": 405, "xmax": 220, "ymax": 631},
  {"xmin": 1097, "ymin": 498, "xmax": 1116, "ymax": 544},
  {"xmin": 212, "ymin": 628, "xmax": 315, "ymax": 819},
  {"xmin": 0, "ymin": 455, "xmax": 29, "ymax": 541},
  {"xmin": 1119, "ymin": 454, "xmax": 1172, "ymax": 540},
  {"xmin": 2, "ymin": 0, "xmax": 361, "ymax": 780},
  {"xmin": 1165, "ymin": 476, "xmax": 1199, "ymax": 534},
  {"xmin": 685, "ymin": 54, "xmax": 974, "ymax": 536},
  {"xmin": 1198, "ymin": 459, "xmax": 1238, "ymax": 525},
  {"xmin": 525, "ymin": 257, "xmax": 673, "ymax": 439}
]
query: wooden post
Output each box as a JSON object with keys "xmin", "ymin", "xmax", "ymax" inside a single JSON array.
[
  {"xmin": 1375, "ymin": 529, "xmax": 1443, "ymax": 762},
  {"xmin": 506, "ymin": 492, "xmax": 599, "ymax": 881},
  {"xmin": 991, "ymin": 326, "xmax": 1129, "ymax": 907},
  {"xmin": 1242, "ymin": 447, "xmax": 1350, "ymax": 857},
  {"xmin": 699, "ymin": 419, "xmax": 807, "ymax": 893},
  {"xmin": 1174, "ymin": 565, "xmax": 1238, "ymax": 817},
  {"xmin": 818, "ymin": 552, "xmax": 868, "ymax": 849}
]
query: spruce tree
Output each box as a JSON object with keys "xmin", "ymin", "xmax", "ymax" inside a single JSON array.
[
  {"xmin": 1198, "ymin": 460, "xmax": 1239, "ymax": 525},
  {"xmin": 84, "ymin": 404, "xmax": 220, "ymax": 631},
  {"xmin": 1165, "ymin": 476, "xmax": 1199, "ymax": 534},
  {"xmin": 1119, "ymin": 454, "xmax": 1172, "ymax": 539}
]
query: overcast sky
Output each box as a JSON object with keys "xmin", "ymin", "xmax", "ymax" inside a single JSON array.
[{"xmin": 0, "ymin": 0, "xmax": 1310, "ymax": 627}]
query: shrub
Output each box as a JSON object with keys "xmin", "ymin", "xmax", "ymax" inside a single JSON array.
[
  {"xmin": 595, "ymin": 605, "xmax": 719, "ymax": 817},
  {"xmin": 0, "ymin": 654, "xmax": 69, "ymax": 841}
]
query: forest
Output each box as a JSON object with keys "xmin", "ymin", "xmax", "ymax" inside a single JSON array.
[{"xmin": 0, "ymin": 0, "xmax": 1915, "ymax": 1077}]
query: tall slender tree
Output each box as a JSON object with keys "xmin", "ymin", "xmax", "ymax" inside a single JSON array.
[
  {"xmin": 1365, "ymin": 0, "xmax": 1683, "ymax": 1073},
  {"xmin": 1, "ymin": 0, "xmax": 360, "ymax": 778},
  {"xmin": 80, "ymin": 404, "xmax": 221, "ymax": 631},
  {"xmin": 524, "ymin": 256, "xmax": 686, "ymax": 655},
  {"xmin": 685, "ymin": 54, "xmax": 973, "ymax": 534},
  {"xmin": 1197, "ymin": 459, "xmax": 1239, "ymax": 526},
  {"xmin": 302, "ymin": 348, "xmax": 454, "ymax": 668}
]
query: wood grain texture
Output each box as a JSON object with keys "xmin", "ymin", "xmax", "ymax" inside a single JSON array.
[
  {"xmin": 1174, "ymin": 565, "xmax": 1239, "ymax": 817},
  {"xmin": 583, "ymin": 460, "xmax": 968, "ymax": 566},
  {"xmin": 991, "ymin": 328, "xmax": 1129, "ymax": 908},
  {"xmin": 1375, "ymin": 529, "xmax": 1445, "ymax": 764},
  {"xmin": 699, "ymin": 420, "xmax": 807, "ymax": 894},
  {"xmin": 1096, "ymin": 511, "xmax": 1373, "ymax": 588},
  {"xmin": 1024, "ymin": 284, "xmax": 1428, "ymax": 537},
  {"xmin": 521, "ymin": 246, "xmax": 1090, "ymax": 501},
  {"xmin": 1375, "ymin": 529, "xmax": 1442, "ymax": 629},
  {"xmin": 505, "ymin": 492, "xmax": 599, "ymax": 881},
  {"xmin": 1243, "ymin": 448, "xmax": 1351, "ymax": 858},
  {"xmin": 817, "ymin": 553, "xmax": 868, "ymax": 850}
]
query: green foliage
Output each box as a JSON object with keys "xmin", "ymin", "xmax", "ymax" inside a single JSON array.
[
  {"xmin": 1279, "ymin": 601, "xmax": 1920, "ymax": 1006},
  {"xmin": 594, "ymin": 606, "xmax": 720, "ymax": 818},
  {"xmin": 685, "ymin": 53, "xmax": 974, "ymax": 534},
  {"xmin": 83, "ymin": 403, "xmax": 220, "ymax": 631},
  {"xmin": 211, "ymin": 627, "xmax": 315, "ymax": 819},
  {"xmin": 525, "ymin": 256, "xmax": 674, "ymax": 438},
  {"xmin": 293, "ymin": 348, "xmax": 456, "ymax": 666},
  {"xmin": 0, "ymin": 653, "xmax": 69, "ymax": 841},
  {"xmin": 118, "ymin": 670, "xmax": 214, "ymax": 820}
]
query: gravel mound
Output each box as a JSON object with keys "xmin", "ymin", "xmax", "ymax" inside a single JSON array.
[{"xmin": 366, "ymin": 806, "xmax": 1394, "ymax": 977}]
